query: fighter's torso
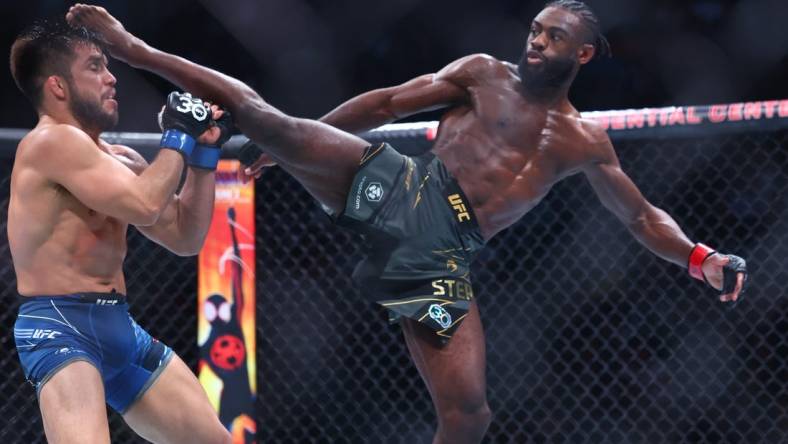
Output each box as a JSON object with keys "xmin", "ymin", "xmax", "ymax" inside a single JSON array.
[
  {"xmin": 8, "ymin": 125, "xmax": 134, "ymax": 295},
  {"xmin": 432, "ymin": 55, "xmax": 600, "ymax": 239}
]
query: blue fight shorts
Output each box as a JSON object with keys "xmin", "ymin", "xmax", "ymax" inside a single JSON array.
[{"xmin": 13, "ymin": 292, "xmax": 173, "ymax": 413}]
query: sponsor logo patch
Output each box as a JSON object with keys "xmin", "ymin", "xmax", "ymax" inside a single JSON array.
[
  {"xmin": 428, "ymin": 304, "xmax": 452, "ymax": 329},
  {"xmin": 365, "ymin": 182, "xmax": 384, "ymax": 202}
]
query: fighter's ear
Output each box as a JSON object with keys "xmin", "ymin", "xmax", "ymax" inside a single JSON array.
[
  {"xmin": 577, "ymin": 43, "xmax": 595, "ymax": 65},
  {"xmin": 44, "ymin": 75, "xmax": 68, "ymax": 101}
]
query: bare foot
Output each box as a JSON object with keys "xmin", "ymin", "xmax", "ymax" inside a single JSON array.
[{"xmin": 66, "ymin": 4, "xmax": 139, "ymax": 63}]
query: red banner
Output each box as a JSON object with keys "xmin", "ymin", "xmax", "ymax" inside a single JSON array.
[{"xmin": 197, "ymin": 160, "xmax": 256, "ymax": 443}]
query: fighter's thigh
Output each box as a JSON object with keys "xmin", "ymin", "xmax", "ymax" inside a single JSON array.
[
  {"xmin": 122, "ymin": 353, "xmax": 230, "ymax": 444},
  {"xmin": 402, "ymin": 301, "xmax": 488, "ymax": 408},
  {"xmin": 259, "ymin": 117, "xmax": 369, "ymax": 213},
  {"xmin": 38, "ymin": 360, "xmax": 110, "ymax": 444}
]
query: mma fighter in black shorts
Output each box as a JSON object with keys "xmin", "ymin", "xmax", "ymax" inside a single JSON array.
[{"xmin": 68, "ymin": 2, "xmax": 748, "ymax": 442}]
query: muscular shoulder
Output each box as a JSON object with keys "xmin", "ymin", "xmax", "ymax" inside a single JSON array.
[
  {"xmin": 547, "ymin": 110, "xmax": 615, "ymax": 164},
  {"xmin": 437, "ymin": 53, "xmax": 511, "ymax": 86},
  {"xmin": 23, "ymin": 124, "xmax": 90, "ymax": 148},
  {"xmin": 576, "ymin": 117, "xmax": 616, "ymax": 164},
  {"xmin": 18, "ymin": 124, "xmax": 93, "ymax": 164}
]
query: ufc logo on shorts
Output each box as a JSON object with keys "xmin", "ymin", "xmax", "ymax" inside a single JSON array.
[
  {"xmin": 35, "ymin": 329, "xmax": 60, "ymax": 339},
  {"xmin": 29, "ymin": 329, "xmax": 61, "ymax": 339},
  {"xmin": 96, "ymin": 298, "xmax": 119, "ymax": 305},
  {"xmin": 448, "ymin": 194, "xmax": 471, "ymax": 222},
  {"xmin": 15, "ymin": 328, "xmax": 62, "ymax": 339}
]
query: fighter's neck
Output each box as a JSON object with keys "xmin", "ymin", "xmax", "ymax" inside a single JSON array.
[
  {"xmin": 518, "ymin": 81, "xmax": 572, "ymax": 108},
  {"xmin": 518, "ymin": 86, "xmax": 573, "ymax": 114},
  {"xmin": 39, "ymin": 112, "xmax": 102, "ymax": 142}
]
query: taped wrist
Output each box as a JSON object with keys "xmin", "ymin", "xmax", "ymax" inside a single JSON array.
[
  {"xmin": 160, "ymin": 129, "xmax": 196, "ymax": 157},
  {"xmin": 688, "ymin": 243, "xmax": 716, "ymax": 282},
  {"xmin": 189, "ymin": 144, "xmax": 221, "ymax": 170}
]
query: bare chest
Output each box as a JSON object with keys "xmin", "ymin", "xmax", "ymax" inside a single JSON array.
[
  {"xmin": 432, "ymin": 88, "xmax": 595, "ymax": 237},
  {"xmin": 437, "ymin": 89, "xmax": 587, "ymax": 184}
]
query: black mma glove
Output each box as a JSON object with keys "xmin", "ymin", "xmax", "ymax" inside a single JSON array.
[
  {"xmin": 237, "ymin": 139, "xmax": 264, "ymax": 167},
  {"xmin": 158, "ymin": 91, "xmax": 212, "ymax": 157},
  {"xmin": 189, "ymin": 109, "xmax": 234, "ymax": 170},
  {"xmin": 688, "ymin": 243, "xmax": 749, "ymax": 307}
]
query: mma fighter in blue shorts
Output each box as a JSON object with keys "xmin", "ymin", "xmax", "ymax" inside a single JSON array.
[
  {"xmin": 67, "ymin": 2, "xmax": 749, "ymax": 442},
  {"xmin": 8, "ymin": 19, "xmax": 233, "ymax": 444}
]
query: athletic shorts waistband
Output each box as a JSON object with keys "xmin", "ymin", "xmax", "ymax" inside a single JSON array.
[{"xmin": 18, "ymin": 291, "xmax": 127, "ymax": 305}]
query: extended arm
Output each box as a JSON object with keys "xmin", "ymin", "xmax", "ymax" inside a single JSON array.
[
  {"xmin": 320, "ymin": 73, "xmax": 468, "ymax": 134},
  {"xmin": 583, "ymin": 135, "xmax": 746, "ymax": 302},
  {"xmin": 319, "ymin": 54, "xmax": 506, "ymax": 133},
  {"xmin": 583, "ymin": 145, "xmax": 693, "ymax": 266}
]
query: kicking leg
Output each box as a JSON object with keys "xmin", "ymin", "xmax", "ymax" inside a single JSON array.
[
  {"xmin": 38, "ymin": 360, "xmax": 111, "ymax": 444},
  {"xmin": 68, "ymin": 5, "xmax": 368, "ymax": 213},
  {"xmin": 401, "ymin": 301, "xmax": 491, "ymax": 444},
  {"xmin": 243, "ymin": 114, "xmax": 368, "ymax": 212}
]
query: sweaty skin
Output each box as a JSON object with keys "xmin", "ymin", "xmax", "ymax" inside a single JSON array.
[
  {"xmin": 330, "ymin": 54, "xmax": 618, "ymax": 241},
  {"xmin": 65, "ymin": 4, "xmax": 743, "ymax": 300},
  {"xmin": 7, "ymin": 34, "xmax": 233, "ymax": 442},
  {"xmin": 9, "ymin": 131, "xmax": 216, "ymax": 295},
  {"xmin": 8, "ymin": 42, "xmax": 223, "ymax": 296},
  {"xmin": 64, "ymin": 5, "xmax": 747, "ymax": 444}
]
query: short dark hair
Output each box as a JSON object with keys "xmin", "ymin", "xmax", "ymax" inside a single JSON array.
[
  {"xmin": 9, "ymin": 18, "xmax": 103, "ymax": 108},
  {"xmin": 545, "ymin": 0, "xmax": 611, "ymax": 59}
]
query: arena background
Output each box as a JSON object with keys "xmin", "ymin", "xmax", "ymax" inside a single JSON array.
[{"xmin": 0, "ymin": 1, "xmax": 786, "ymax": 443}]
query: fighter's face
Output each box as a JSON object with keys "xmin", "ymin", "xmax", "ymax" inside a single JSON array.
[
  {"xmin": 518, "ymin": 7, "xmax": 590, "ymax": 91},
  {"xmin": 66, "ymin": 43, "xmax": 118, "ymax": 131}
]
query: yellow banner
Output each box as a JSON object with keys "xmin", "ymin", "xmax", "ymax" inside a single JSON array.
[{"xmin": 198, "ymin": 160, "xmax": 256, "ymax": 443}]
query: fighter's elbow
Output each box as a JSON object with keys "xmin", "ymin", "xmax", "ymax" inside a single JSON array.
[
  {"xmin": 133, "ymin": 203, "xmax": 163, "ymax": 227},
  {"xmin": 624, "ymin": 203, "xmax": 659, "ymax": 234},
  {"xmin": 132, "ymin": 193, "xmax": 170, "ymax": 226},
  {"xmin": 625, "ymin": 212, "xmax": 649, "ymax": 234}
]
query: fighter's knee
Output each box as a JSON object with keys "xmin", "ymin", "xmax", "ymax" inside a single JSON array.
[
  {"xmin": 439, "ymin": 399, "xmax": 492, "ymax": 438},
  {"xmin": 463, "ymin": 400, "xmax": 492, "ymax": 429}
]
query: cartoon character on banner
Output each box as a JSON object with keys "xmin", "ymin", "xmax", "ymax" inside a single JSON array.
[{"xmin": 199, "ymin": 207, "xmax": 256, "ymax": 443}]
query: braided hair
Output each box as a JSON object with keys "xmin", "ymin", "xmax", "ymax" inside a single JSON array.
[{"xmin": 544, "ymin": 0, "xmax": 611, "ymax": 59}]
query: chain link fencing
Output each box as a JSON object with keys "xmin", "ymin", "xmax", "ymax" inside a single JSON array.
[{"xmin": 0, "ymin": 128, "xmax": 785, "ymax": 443}]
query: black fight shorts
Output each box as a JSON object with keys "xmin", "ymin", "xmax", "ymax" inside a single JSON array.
[{"xmin": 337, "ymin": 143, "xmax": 485, "ymax": 340}]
